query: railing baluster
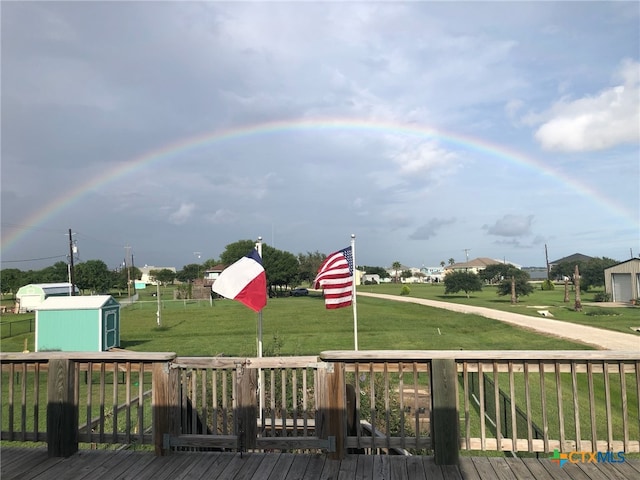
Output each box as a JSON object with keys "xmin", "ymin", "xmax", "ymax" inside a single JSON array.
[
  {"xmin": 571, "ymin": 361, "xmax": 581, "ymax": 451},
  {"xmin": 20, "ymin": 362, "xmax": 27, "ymax": 441},
  {"xmin": 508, "ymin": 361, "xmax": 516, "ymax": 452},
  {"xmin": 138, "ymin": 362, "xmax": 144, "ymax": 444},
  {"xmin": 369, "ymin": 362, "xmax": 376, "ymax": 452},
  {"xmin": 463, "ymin": 361, "xmax": 470, "ymax": 451},
  {"xmin": 493, "ymin": 361, "xmax": 501, "ymax": 451},
  {"xmin": 86, "ymin": 362, "xmax": 93, "ymax": 443},
  {"xmin": 34, "ymin": 363, "xmax": 40, "ymax": 442},
  {"xmin": 125, "ymin": 362, "xmax": 132, "ymax": 444},
  {"xmin": 587, "ymin": 361, "xmax": 597, "ymax": 451},
  {"xmin": 555, "ymin": 361, "xmax": 565, "ymax": 451},
  {"xmin": 524, "ymin": 362, "xmax": 533, "ymax": 452},
  {"xmin": 539, "ymin": 360, "xmax": 549, "ymax": 452},
  {"xmin": 604, "ymin": 360, "xmax": 613, "ymax": 450},
  {"xmin": 478, "ymin": 362, "xmax": 486, "ymax": 450},
  {"xmin": 112, "ymin": 362, "xmax": 119, "ymax": 443},
  {"xmin": 619, "ymin": 362, "xmax": 629, "ymax": 452},
  {"xmin": 8, "ymin": 363, "xmax": 14, "ymax": 440},
  {"xmin": 292, "ymin": 368, "xmax": 298, "ymax": 437},
  {"xmin": 99, "ymin": 363, "xmax": 105, "ymax": 443}
]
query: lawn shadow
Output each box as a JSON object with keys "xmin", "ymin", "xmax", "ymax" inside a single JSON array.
[{"xmin": 118, "ymin": 339, "xmax": 149, "ymax": 349}]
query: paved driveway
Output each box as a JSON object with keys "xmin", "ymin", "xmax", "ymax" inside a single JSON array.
[{"xmin": 358, "ymin": 292, "xmax": 640, "ymax": 351}]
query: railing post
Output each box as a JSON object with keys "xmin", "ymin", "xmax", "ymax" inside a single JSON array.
[
  {"xmin": 153, "ymin": 360, "xmax": 179, "ymax": 455},
  {"xmin": 431, "ymin": 358, "xmax": 459, "ymax": 465},
  {"xmin": 317, "ymin": 361, "xmax": 345, "ymax": 459},
  {"xmin": 235, "ymin": 363, "xmax": 257, "ymax": 451},
  {"xmin": 47, "ymin": 358, "xmax": 78, "ymax": 457}
]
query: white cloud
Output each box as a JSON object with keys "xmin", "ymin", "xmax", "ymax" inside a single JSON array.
[
  {"xmin": 484, "ymin": 215, "xmax": 534, "ymax": 237},
  {"xmin": 168, "ymin": 203, "xmax": 195, "ymax": 225},
  {"xmin": 532, "ymin": 59, "xmax": 640, "ymax": 152}
]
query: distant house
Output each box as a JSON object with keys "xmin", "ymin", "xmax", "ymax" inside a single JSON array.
[
  {"xmin": 363, "ymin": 273, "xmax": 381, "ymax": 284},
  {"xmin": 445, "ymin": 258, "xmax": 519, "ymax": 275},
  {"xmin": 204, "ymin": 265, "xmax": 227, "ymax": 286},
  {"xmin": 139, "ymin": 266, "xmax": 177, "ymax": 285},
  {"xmin": 604, "ymin": 258, "xmax": 640, "ymax": 303},
  {"xmin": 15, "ymin": 283, "xmax": 79, "ymax": 313},
  {"xmin": 549, "ymin": 253, "xmax": 593, "ymax": 269}
]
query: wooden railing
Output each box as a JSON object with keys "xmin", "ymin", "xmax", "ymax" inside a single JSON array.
[
  {"xmin": 321, "ymin": 350, "xmax": 640, "ymax": 464},
  {"xmin": 2, "ymin": 350, "xmax": 639, "ymax": 464}
]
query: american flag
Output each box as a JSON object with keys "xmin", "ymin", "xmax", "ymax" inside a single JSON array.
[{"xmin": 314, "ymin": 246, "xmax": 353, "ymax": 309}]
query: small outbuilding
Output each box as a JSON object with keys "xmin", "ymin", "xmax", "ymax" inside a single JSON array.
[
  {"xmin": 35, "ymin": 295, "xmax": 120, "ymax": 352},
  {"xmin": 15, "ymin": 283, "xmax": 79, "ymax": 313},
  {"xmin": 604, "ymin": 258, "xmax": 640, "ymax": 303}
]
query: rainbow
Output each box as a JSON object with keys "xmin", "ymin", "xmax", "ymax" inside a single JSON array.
[{"xmin": 2, "ymin": 117, "xmax": 637, "ymax": 251}]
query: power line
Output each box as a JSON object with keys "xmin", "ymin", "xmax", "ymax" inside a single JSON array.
[{"xmin": 1, "ymin": 254, "xmax": 68, "ymax": 264}]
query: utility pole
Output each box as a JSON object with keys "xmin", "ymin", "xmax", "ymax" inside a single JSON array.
[
  {"xmin": 68, "ymin": 229, "xmax": 76, "ymax": 296},
  {"xmin": 125, "ymin": 246, "xmax": 132, "ymax": 300},
  {"xmin": 463, "ymin": 249, "xmax": 470, "ymax": 262}
]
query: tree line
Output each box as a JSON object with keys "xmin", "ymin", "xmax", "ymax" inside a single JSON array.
[{"xmin": 0, "ymin": 240, "xmax": 384, "ymax": 298}]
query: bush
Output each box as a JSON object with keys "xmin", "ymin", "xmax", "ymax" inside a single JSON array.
[
  {"xmin": 400, "ymin": 285, "xmax": 411, "ymax": 296},
  {"xmin": 541, "ymin": 280, "xmax": 555, "ymax": 291},
  {"xmin": 593, "ymin": 292, "xmax": 611, "ymax": 302}
]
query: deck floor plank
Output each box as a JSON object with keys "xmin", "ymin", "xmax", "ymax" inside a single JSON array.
[
  {"xmin": 265, "ymin": 452, "xmax": 296, "ymax": 480},
  {"xmin": 488, "ymin": 456, "xmax": 519, "ymax": 480},
  {"xmin": 300, "ymin": 454, "xmax": 326, "ymax": 480},
  {"xmin": 423, "ymin": 456, "xmax": 448, "ymax": 480},
  {"xmin": 356, "ymin": 453, "xmax": 374, "ymax": 480},
  {"xmin": 2, "ymin": 448, "xmax": 639, "ymax": 480}
]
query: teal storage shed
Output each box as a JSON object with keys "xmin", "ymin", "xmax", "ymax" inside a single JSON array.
[{"xmin": 35, "ymin": 295, "xmax": 120, "ymax": 352}]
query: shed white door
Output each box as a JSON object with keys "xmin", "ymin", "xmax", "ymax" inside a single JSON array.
[{"xmin": 611, "ymin": 273, "xmax": 632, "ymax": 302}]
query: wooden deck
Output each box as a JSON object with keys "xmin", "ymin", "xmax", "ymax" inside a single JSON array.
[{"xmin": 2, "ymin": 448, "xmax": 639, "ymax": 480}]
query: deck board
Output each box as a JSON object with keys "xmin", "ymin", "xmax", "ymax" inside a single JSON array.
[{"xmin": 1, "ymin": 448, "xmax": 639, "ymax": 480}]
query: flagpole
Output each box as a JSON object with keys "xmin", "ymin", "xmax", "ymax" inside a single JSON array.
[
  {"xmin": 255, "ymin": 236, "xmax": 264, "ymax": 426},
  {"xmin": 256, "ymin": 237, "xmax": 263, "ymax": 358},
  {"xmin": 351, "ymin": 234, "xmax": 358, "ymax": 351}
]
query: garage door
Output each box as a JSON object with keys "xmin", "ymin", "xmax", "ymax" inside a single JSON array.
[{"xmin": 611, "ymin": 273, "xmax": 632, "ymax": 302}]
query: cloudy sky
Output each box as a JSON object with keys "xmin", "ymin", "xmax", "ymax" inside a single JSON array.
[{"xmin": 2, "ymin": 1, "xmax": 639, "ymax": 273}]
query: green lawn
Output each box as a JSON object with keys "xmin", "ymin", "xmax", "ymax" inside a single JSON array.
[
  {"xmin": 1, "ymin": 283, "xmax": 637, "ymax": 356},
  {"xmin": 365, "ymin": 282, "xmax": 640, "ymax": 335}
]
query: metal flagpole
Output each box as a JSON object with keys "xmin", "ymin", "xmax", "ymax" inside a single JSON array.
[
  {"xmin": 351, "ymin": 234, "xmax": 358, "ymax": 351},
  {"xmin": 256, "ymin": 237, "xmax": 263, "ymax": 358},
  {"xmin": 255, "ymin": 237, "xmax": 264, "ymax": 424}
]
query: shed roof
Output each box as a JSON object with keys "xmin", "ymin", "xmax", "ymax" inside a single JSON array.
[
  {"xmin": 17, "ymin": 283, "xmax": 78, "ymax": 296},
  {"xmin": 37, "ymin": 295, "xmax": 119, "ymax": 311}
]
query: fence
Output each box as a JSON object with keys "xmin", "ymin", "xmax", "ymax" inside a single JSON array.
[
  {"xmin": 0, "ymin": 319, "xmax": 35, "ymax": 339},
  {"xmin": 2, "ymin": 350, "xmax": 639, "ymax": 464}
]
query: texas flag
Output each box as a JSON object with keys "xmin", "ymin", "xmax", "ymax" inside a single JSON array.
[{"xmin": 211, "ymin": 249, "xmax": 267, "ymax": 312}]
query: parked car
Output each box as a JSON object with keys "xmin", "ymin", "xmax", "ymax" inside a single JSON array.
[{"xmin": 290, "ymin": 288, "xmax": 309, "ymax": 297}]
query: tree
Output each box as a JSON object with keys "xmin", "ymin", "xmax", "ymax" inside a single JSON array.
[
  {"xmin": 478, "ymin": 263, "xmax": 518, "ymax": 284},
  {"xmin": 448, "ymin": 258, "xmax": 455, "ymax": 266},
  {"xmin": 74, "ymin": 260, "xmax": 113, "ymax": 294},
  {"xmin": 551, "ymin": 257, "xmax": 618, "ymax": 291},
  {"xmin": 391, "ymin": 261, "xmax": 402, "ymax": 283},
  {"xmin": 401, "ymin": 269, "xmax": 413, "ymax": 281},
  {"xmin": 151, "ymin": 268, "xmax": 176, "ymax": 285},
  {"xmin": 40, "ymin": 261, "xmax": 70, "ymax": 283},
  {"xmin": 219, "ymin": 240, "xmax": 299, "ymax": 292},
  {"xmin": 581, "ymin": 257, "xmax": 617, "ymax": 290},
  {"xmin": 361, "ymin": 266, "xmax": 391, "ymax": 279},
  {"xmin": 440, "ymin": 261, "xmax": 446, "ymax": 268},
  {"xmin": 496, "ymin": 272, "xmax": 534, "ymax": 301},
  {"xmin": 0, "ymin": 268, "xmax": 23, "ymax": 298},
  {"xmin": 176, "ymin": 263, "xmax": 201, "ymax": 283},
  {"xmin": 444, "ymin": 271, "xmax": 483, "ymax": 298},
  {"xmin": 297, "ymin": 251, "xmax": 326, "ymax": 284}
]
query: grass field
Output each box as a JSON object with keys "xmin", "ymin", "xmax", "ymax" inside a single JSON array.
[{"xmin": 1, "ymin": 283, "xmax": 637, "ymax": 356}]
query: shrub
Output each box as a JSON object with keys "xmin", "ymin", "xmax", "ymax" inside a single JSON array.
[
  {"xmin": 593, "ymin": 292, "xmax": 611, "ymax": 302},
  {"xmin": 400, "ymin": 285, "xmax": 411, "ymax": 296},
  {"xmin": 541, "ymin": 280, "xmax": 555, "ymax": 291}
]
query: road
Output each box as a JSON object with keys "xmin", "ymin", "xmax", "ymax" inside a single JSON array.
[{"xmin": 357, "ymin": 292, "xmax": 640, "ymax": 351}]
